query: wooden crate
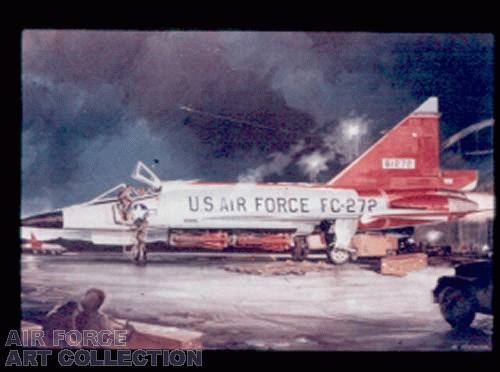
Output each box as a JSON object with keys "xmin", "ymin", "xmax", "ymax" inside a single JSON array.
[
  {"xmin": 379, "ymin": 253, "xmax": 428, "ymax": 276},
  {"xmin": 352, "ymin": 233, "xmax": 399, "ymax": 257}
]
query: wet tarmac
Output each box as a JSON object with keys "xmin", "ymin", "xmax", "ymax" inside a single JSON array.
[{"xmin": 21, "ymin": 252, "xmax": 493, "ymax": 351}]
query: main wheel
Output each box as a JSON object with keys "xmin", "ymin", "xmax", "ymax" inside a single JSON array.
[
  {"xmin": 326, "ymin": 246, "xmax": 350, "ymax": 265},
  {"xmin": 292, "ymin": 237, "xmax": 309, "ymax": 261},
  {"xmin": 438, "ymin": 287, "xmax": 476, "ymax": 330}
]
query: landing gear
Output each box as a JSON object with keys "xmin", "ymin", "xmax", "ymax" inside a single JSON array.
[
  {"xmin": 326, "ymin": 245, "xmax": 350, "ymax": 265},
  {"xmin": 292, "ymin": 236, "xmax": 309, "ymax": 261},
  {"xmin": 321, "ymin": 220, "xmax": 352, "ymax": 265}
]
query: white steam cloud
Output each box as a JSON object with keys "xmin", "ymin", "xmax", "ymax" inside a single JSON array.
[
  {"xmin": 238, "ymin": 114, "xmax": 372, "ymax": 183},
  {"xmin": 238, "ymin": 142, "xmax": 306, "ymax": 182},
  {"xmin": 297, "ymin": 151, "xmax": 330, "ymax": 181}
]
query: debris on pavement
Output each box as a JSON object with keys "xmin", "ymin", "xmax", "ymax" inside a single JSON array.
[
  {"xmin": 223, "ymin": 260, "xmax": 333, "ymax": 276},
  {"xmin": 379, "ymin": 253, "xmax": 428, "ymax": 277}
]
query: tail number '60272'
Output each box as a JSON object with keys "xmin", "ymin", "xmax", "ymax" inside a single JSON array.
[{"xmin": 320, "ymin": 198, "xmax": 377, "ymax": 214}]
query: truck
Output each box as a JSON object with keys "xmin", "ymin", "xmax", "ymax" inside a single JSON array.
[{"xmin": 433, "ymin": 261, "xmax": 492, "ymax": 330}]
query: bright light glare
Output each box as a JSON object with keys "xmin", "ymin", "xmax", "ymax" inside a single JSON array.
[
  {"xmin": 346, "ymin": 125, "xmax": 360, "ymax": 137},
  {"xmin": 425, "ymin": 230, "xmax": 443, "ymax": 243}
]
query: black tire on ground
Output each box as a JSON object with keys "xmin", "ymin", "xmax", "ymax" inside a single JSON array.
[
  {"xmin": 292, "ymin": 237, "xmax": 309, "ymax": 261},
  {"xmin": 438, "ymin": 287, "xmax": 476, "ymax": 330},
  {"xmin": 326, "ymin": 245, "xmax": 350, "ymax": 265}
]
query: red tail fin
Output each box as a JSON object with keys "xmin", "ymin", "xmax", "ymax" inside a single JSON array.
[
  {"xmin": 327, "ymin": 97, "xmax": 478, "ymax": 191},
  {"xmin": 30, "ymin": 233, "xmax": 43, "ymax": 249}
]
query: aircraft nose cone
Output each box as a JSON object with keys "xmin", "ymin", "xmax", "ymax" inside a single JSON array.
[{"xmin": 21, "ymin": 211, "xmax": 63, "ymax": 228}]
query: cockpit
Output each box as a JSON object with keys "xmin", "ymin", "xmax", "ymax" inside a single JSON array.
[
  {"xmin": 21, "ymin": 162, "xmax": 163, "ymax": 228},
  {"xmin": 84, "ymin": 161, "xmax": 162, "ymax": 206}
]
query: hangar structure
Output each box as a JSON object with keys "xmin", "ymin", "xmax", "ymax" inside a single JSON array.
[{"xmin": 415, "ymin": 118, "xmax": 494, "ymax": 253}]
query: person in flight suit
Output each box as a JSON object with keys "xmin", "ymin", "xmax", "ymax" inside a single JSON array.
[{"xmin": 117, "ymin": 185, "xmax": 135, "ymax": 221}]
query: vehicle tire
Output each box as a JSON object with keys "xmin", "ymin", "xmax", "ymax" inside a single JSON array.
[
  {"xmin": 292, "ymin": 237, "xmax": 309, "ymax": 261},
  {"xmin": 326, "ymin": 246, "xmax": 350, "ymax": 265},
  {"xmin": 438, "ymin": 287, "xmax": 476, "ymax": 330}
]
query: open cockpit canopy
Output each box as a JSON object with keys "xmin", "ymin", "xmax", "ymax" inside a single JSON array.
[{"xmin": 85, "ymin": 162, "xmax": 162, "ymax": 206}]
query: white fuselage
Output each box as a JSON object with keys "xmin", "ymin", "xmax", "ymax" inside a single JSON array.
[
  {"xmin": 144, "ymin": 182, "xmax": 385, "ymax": 234},
  {"xmin": 63, "ymin": 181, "xmax": 386, "ymax": 235}
]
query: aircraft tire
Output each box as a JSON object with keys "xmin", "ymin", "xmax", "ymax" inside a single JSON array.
[{"xmin": 326, "ymin": 246, "xmax": 350, "ymax": 265}]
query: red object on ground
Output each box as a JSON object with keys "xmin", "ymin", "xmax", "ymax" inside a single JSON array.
[
  {"xmin": 170, "ymin": 231, "xmax": 230, "ymax": 250},
  {"xmin": 234, "ymin": 233, "xmax": 292, "ymax": 251}
]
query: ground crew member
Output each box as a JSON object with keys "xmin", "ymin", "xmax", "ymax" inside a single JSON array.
[
  {"xmin": 75, "ymin": 288, "xmax": 112, "ymax": 332},
  {"xmin": 43, "ymin": 301, "xmax": 79, "ymax": 348},
  {"xmin": 133, "ymin": 217, "xmax": 149, "ymax": 264},
  {"xmin": 75, "ymin": 288, "xmax": 134, "ymax": 346},
  {"xmin": 118, "ymin": 185, "xmax": 135, "ymax": 221}
]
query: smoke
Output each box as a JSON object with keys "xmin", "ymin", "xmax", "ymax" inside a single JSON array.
[
  {"xmin": 297, "ymin": 151, "xmax": 330, "ymax": 181},
  {"xmin": 239, "ymin": 113, "xmax": 372, "ymax": 182},
  {"xmin": 22, "ymin": 31, "xmax": 494, "ymax": 213},
  {"xmin": 238, "ymin": 141, "xmax": 306, "ymax": 182}
]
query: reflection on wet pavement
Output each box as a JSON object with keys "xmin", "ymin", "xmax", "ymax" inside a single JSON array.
[{"xmin": 22, "ymin": 252, "xmax": 492, "ymax": 350}]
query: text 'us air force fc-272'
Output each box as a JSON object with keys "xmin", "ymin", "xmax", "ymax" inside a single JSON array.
[{"xmin": 22, "ymin": 97, "xmax": 486, "ymax": 264}]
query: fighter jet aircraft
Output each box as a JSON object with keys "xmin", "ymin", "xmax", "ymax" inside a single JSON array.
[{"xmin": 21, "ymin": 97, "xmax": 486, "ymax": 264}]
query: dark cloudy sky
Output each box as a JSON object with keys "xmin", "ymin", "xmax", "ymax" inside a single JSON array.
[{"xmin": 21, "ymin": 31, "xmax": 494, "ymax": 216}]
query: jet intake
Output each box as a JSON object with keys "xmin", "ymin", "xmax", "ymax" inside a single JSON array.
[{"xmin": 21, "ymin": 211, "xmax": 63, "ymax": 228}]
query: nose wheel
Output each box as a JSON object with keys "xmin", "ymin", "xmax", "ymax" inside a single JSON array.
[
  {"xmin": 321, "ymin": 221, "xmax": 352, "ymax": 265},
  {"xmin": 326, "ymin": 245, "xmax": 350, "ymax": 265}
]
